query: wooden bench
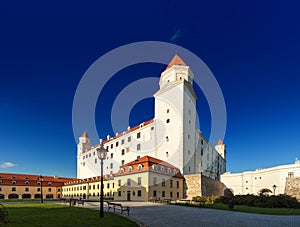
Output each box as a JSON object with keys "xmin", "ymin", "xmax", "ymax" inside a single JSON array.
[{"xmin": 106, "ymin": 202, "xmax": 130, "ymax": 216}]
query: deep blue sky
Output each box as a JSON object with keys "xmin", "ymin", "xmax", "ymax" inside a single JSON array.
[{"xmin": 1, "ymin": 0, "xmax": 299, "ymax": 177}]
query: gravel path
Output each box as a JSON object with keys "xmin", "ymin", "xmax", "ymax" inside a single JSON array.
[{"xmin": 84, "ymin": 201, "xmax": 300, "ymax": 227}]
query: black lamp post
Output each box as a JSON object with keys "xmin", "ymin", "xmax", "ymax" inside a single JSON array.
[
  {"xmin": 39, "ymin": 175, "xmax": 43, "ymax": 203},
  {"xmin": 97, "ymin": 142, "xmax": 107, "ymax": 218},
  {"xmin": 273, "ymin": 184, "xmax": 277, "ymax": 195}
]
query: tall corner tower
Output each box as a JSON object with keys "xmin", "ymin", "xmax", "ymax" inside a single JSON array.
[
  {"xmin": 215, "ymin": 139, "xmax": 226, "ymax": 160},
  {"xmin": 154, "ymin": 55, "xmax": 197, "ymax": 174},
  {"xmin": 77, "ymin": 131, "xmax": 91, "ymax": 178}
]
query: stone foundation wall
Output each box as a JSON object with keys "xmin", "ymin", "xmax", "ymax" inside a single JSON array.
[
  {"xmin": 284, "ymin": 177, "xmax": 300, "ymax": 200},
  {"xmin": 184, "ymin": 174, "xmax": 225, "ymax": 199}
]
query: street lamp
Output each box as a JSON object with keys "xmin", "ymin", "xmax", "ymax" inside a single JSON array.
[
  {"xmin": 97, "ymin": 142, "xmax": 107, "ymax": 218},
  {"xmin": 273, "ymin": 184, "xmax": 277, "ymax": 195},
  {"xmin": 38, "ymin": 175, "xmax": 43, "ymax": 203}
]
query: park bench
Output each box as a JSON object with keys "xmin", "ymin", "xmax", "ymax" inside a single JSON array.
[
  {"xmin": 106, "ymin": 201, "xmax": 130, "ymax": 216},
  {"xmin": 162, "ymin": 199, "xmax": 172, "ymax": 204}
]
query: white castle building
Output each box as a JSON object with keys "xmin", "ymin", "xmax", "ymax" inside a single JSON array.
[
  {"xmin": 221, "ymin": 159, "xmax": 300, "ymax": 195},
  {"xmin": 77, "ymin": 55, "xmax": 226, "ymax": 181}
]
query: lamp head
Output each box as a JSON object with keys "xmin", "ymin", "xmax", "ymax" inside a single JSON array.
[{"xmin": 97, "ymin": 143, "xmax": 107, "ymax": 160}]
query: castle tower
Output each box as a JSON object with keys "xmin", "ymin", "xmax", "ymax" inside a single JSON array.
[
  {"xmin": 77, "ymin": 131, "xmax": 91, "ymax": 178},
  {"xmin": 154, "ymin": 55, "xmax": 197, "ymax": 174},
  {"xmin": 215, "ymin": 139, "xmax": 226, "ymax": 160}
]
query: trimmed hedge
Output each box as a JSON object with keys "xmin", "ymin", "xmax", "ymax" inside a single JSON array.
[{"xmin": 216, "ymin": 194, "xmax": 300, "ymax": 208}]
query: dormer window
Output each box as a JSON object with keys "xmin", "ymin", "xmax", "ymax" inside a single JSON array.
[
  {"xmin": 152, "ymin": 164, "xmax": 157, "ymax": 170},
  {"xmin": 25, "ymin": 181, "xmax": 29, "ymax": 185},
  {"xmin": 12, "ymin": 180, "xmax": 16, "ymax": 184},
  {"xmin": 48, "ymin": 182, "xmax": 52, "ymax": 185},
  {"xmin": 128, "ymin": 166, "xmax": 133, "ymax": 172},
  {"xmin": 167, "ymin": 168, "xmax": 172, "ymax": 174},
  {"xmin": 120, "ymin": 168, "xmax": 125, "ymax": 174},
  {"xmin": 160, "ymin": 166, "xmax": 165, "ymax": 172},
  {"xmin": 138, "ymin": 164, "xmax": 143, "ymax": 170}
]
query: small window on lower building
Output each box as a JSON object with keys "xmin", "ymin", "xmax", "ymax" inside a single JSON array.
[
  {"xmin": 137, "ymin": 144, "xmax": 141, "ymax": 150},
  {"xmin": 118, "ymin": 191, "xmax": 121, "ymax": 197},
  {"xmin": 137, "ymin": 190, "xmax": 142, "ymax": 197},
  {"xmin": 166, "ymin": 119, "xmax": 170, "ymax": 123},
  {"xmin": 177, "ymin": 192, "xmax": 179, "ymax": 198},
  {"xmin": 153, "ymin": 190, "xmax": 157, "ymax": 197},
  {"xmin": 162, "ymin": 191, "xmax": 165, "ymax": 197},
  {"xmin": 48, "ymin": 188, "xmax": 51, "ymax": 192},
  {"xmin": 170, "ymin": 191, "xmax": 173, "ymax": 198}
]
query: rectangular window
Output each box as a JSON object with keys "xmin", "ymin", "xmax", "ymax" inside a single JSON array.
[
  {"xmin": 162, "ymin": 191, "xmax": 165, "ymax": 197},
  {"xmin": 162, "ymin": 178, "xmax": 165, "ymax": 187},
  {"xmin": 111, "ymin": 153, "xmax": 113, "ymax": 159},
  {"xmin": 201, "ymin": 148, "xmax": 203, "ymax": 156},
  {"xmin": 111, "ymin": 144, "xmax": 113, "ymax": 149},
  {"xmin": 138, "ymin": 177, "xmax": 142, "ymax": 185},
  {"xmin": 177, "ymin": 192, "xmax": 179, "ymax": 198},
  {"xmin": 137, "ymin": 190, "xmax": 142, "ymax": 197},
  {"xmin": 110, "ymin": 163, "xmax": 113, "ymax": 169},
  {"xmin": 37, "ymin": 188, "xmax": 41, "ymax": 192},
  {"xmin": 118, "ymin": 191, "xmax": 121, "ymax": 197},
  {"xmin": 153, "ymin": 190, "xmax": 157, "ymax": 197},
  {"xmin": 107, "ymin": 183, "xmax": 110, "ymax": 189},
  {"xmin": 25, "ymin": 187, "xmax": 29, "ymax": 192},
  {"xmin": 176, "ymin": 181, "xmax": 179, "ymax": 188},
  {"xmin": 121, "ymin": 139, "xmax": 125, "ymax": 145},
  {"xmin": 170, "ymin": 191, "xmax": 173, "ymax": 198},
  {"xmin": 0, "ymin": 187, "xmax": 2, "ymax": 191},
  {"xmin": 116, "ymin": 141, "xmax": 119, "ymax": 147},
  {"xmin": 166, "ymin": 119, "xmax": 170, "ymax": 123},
  {"xmin": 201, "ymin": 139, "xmax": 203, "ymax": 145},
  {"xmin": 288, "ymin": 172, "xmax": 294, "ymax": 178},
  {"xmin": 95, "ymin": 159, "xmax": 97, "ymax": 164},
  {"xmin": 151, "ymin": 126, "xmax": 154, "ymax": 130},
  {"xmin": 121, "ymin": 160, "xmax": 125, "ymax": 165},
  {"xmin": 128, "ymin": 136, "xmax": 131, "ymax": 142},
  {"xmin": 48, "ymin": 188, "xmax": 51, "ymax": 192},
  {"xmin": 137, "ymin": 132, "xmax": 141, "ymax": 139},
  {"xmin": 83, "ymin": 186, "xmax": 86, "ymax": 190},
  {"xmin": 97, "ymin": 184, "xmax": 100, "ymax": 189},
  {"xmin": 122, "ymin": 149, "xmax": 125, "ymax": 155},
  {"xmin": 170, "ymin": 180, "xmax": 173, "ymax": 188},
  {"xmin": 113, "ymin": 183, "xmax": 114, "ymax": 188},
  {"xmin": 167, "ymin": 109, "xmax": 170, "ymax": 113},
  {"xmin": 12, "ymin": 187, "xmax": 16, "ymax": 192},
  {"xmin": 153, "ymin": 177, "xmax": 157, "ymax": 185},
  {"xmin": 106, "ymin": 146, "xmax": 109, "ymax": 151},
  {"xmin": 127, "ymin": 178, "xmax": 131, "ymax": 186},
  {"xmin": 89, "ymin": 153, "xmax": 91, "ymax": 157},
  {"xmin": 93, "ymin": 185, "xmax": 95, "ymax": 190},
  {"xmin": 137, "ymin": 144, "xmax": 141, "ymax": 150},
  {"xmin": 118, "ymin": 180, "xmax": 121, "ymax": 186}
]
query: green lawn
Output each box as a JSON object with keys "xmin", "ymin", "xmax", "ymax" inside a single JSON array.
[
  {"xmin": 204, "ymin": 203, "xmax": 300, "ymax": 215},
  {"xmin": 1, "ymin": 203, "xmax": 138, "ymax": 226}
]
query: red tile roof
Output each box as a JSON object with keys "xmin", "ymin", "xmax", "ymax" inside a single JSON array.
[
  {"xmin": 164, "ymin": 55, "xmax": 187, "ymax": 71},
  {"xmin": 217, "ymin": 139, "xmax": 224, "ymax": 145},
  {"xmin": 81, "ymin": 131, "xmax": 89, "ymax": 138}
]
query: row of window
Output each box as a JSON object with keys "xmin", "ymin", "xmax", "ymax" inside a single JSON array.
[
  {"xmin": 117, "ymin": 190, "xmax": 180, "ymax": 198},
  {"xmin": 0, "ymin": 180, "xmax": 53, "ymax": 185},
  {"xmin": 117, "ymin": 178, "xmax": 180, "ymax": 188},
  {"xmin": 0, "ymin": 187, "xmax": 54, "ymax": 192},
  {"xmin": 63, "ymin": 183, "xmax": 115, "ymax": 192}
]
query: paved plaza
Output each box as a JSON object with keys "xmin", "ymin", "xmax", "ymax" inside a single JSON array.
[{"xmin": 84, "ymin": 201, "xmax": 300, "ymax": 227}]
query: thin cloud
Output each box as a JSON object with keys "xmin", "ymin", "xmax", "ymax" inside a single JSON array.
[
  {"xmin": 170, "ymin": 27, "xmax": 183, "ymax": 42},
  {"xmin": 0, "ymin": 162, "xmax": 17, "ymax": 168}
]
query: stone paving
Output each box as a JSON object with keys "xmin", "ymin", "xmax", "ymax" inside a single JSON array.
[{"xmin": 84, "ymin": 201, "xmax": 300, "ymax": 227}]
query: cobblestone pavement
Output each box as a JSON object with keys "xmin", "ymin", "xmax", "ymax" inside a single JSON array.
[{"xmin": 84, "ymin": 201, "xmax": 300, "ymax": 227}]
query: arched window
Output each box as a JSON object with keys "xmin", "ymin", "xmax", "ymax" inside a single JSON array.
[
  {"xmin": 160, "ymin": 166, "xmax": 165, "ymax": 172},
  {"xmin": 120, "ymin": 168, "xmax": 125, "ymax": 174},
  {"xmin": 128, "ymin": 166, "xmax": 133, "ymax": 172},
  {"xmin": 25, "ymin": 181, "xmax": 29, "ymax": 185},
  {"xmin": 138, "ymin": 164, "xmax": 143, "ymax": 170},
  {"xmin": 167, "ymin": 168, "xmax": 172, "ymax": 174},
  {"xmin": 152, "ymin": 164, "xmax": 157, "ymax": 170}
]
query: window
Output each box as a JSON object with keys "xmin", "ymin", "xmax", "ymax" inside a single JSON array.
[
  {"xmin": 93, "ymin": 151, "xmax": 95, "ymax": 156},
  {"xmin": 162, "ymin": 191, "xmax": 165, "ymax": 197},
  {"xmin": 162, "ymin": 178, "xmax": 165, "ymax": 187},
  {"xmin": 111, "ymin": 153, "xmax": 113, "ymax": 159},
  {"xmin": 170, "ymin": 191, "xmax": 173, "ymax": 198},
  {"xmin": 176, "ymin": 181, "xmax": 179, "ymax": 188},
  {"xmin": 25, "ymin": 181, "xmax": 29, "ymax": 185},
  {"xmin": 170, "ymin": 180, "xmax": 173, "ymax": 188},
  {"xmin": 97, "ymin": 184, "xmax": 100, "ymax": 189},
  {"xmin": 37, "ymin": 188, "xmax": 41, "ymax": 192},
  {"xmin": 166, "ymin": 136, "xmax": 169, "ymax": 142},
  {"xmin": 113, "ymin": 183, "xmax": 114, "ymax": 188},
  {"xmin": 25, "ymin": 187, "xmax": 29, "ymax": 192},
  {"xmin": 116, "ymin": 141, "xmax": 119, "ymax": 147},
  {"xmin": 138, "ymin": 164, "xmax": 143, "ymax": 170},
  {"xmin": 246, "ymin": 181, "xmax": 248, "ymax": 183},
  {"xmin": 118, "ymin": 191, "xmax": 121, "ymax": 197},
  {"xmin": 201, "ymin": 148, "xmax": 203, "ymax": 156},
  {"xmin": 177, "ymin": 192, "xmax": 179, "ymax": 198},
  {"xmin": 118, "ymin": 180, "xmax": 121, "ymax": 186},
  {"xmin": 111, "ymin": 144, "xmax": 113, "ymax": 149},
  {"xmin": 93, "ymin": 185, "xmax": 95, "ymax": 190},
  {"xmin": 167, "ymin": 109, "xmax": 170, "ymax": 113},
  {"xmin": 153, "ymin": 190, "xmax": 157, "ymax": 197},
  {"xmin": 107, "ymin": 183, "xmax": 110, "ymax": 189},
  {"xmin": 12, "ymin": 187, "xmax": 16, "ymax": 191},
  {"xmin": 83, "ymin": 186, "xmax": 86, "ymax": 190},
  {"xmin": 201, "ymin": 139, "xmax": 203, "ymax": 145},
  {"xmin": 153, "ymin": 177, "xmax": 157, "ymax": 185},
  {"xmin": 0, "ymin": 187, "xmax": 2, "ymax": 191},
  {"xmin": 110, "ymin": 163, "xmax": 113, "ymax": 169},
  {"xmin": 121, "ymin": 149, "xmax": 125, "ymax": 155},
  {"xmin": 121, "ymin": 139, "xmax": 125, "ymax": 145},
  {"xmin": 160, "ymin": 166, "xmax": 165, "ymax": 172},
  {"xmin": 127, "ymin": 178, "xmax": 131, "ymax": 186},
  {"xmin": 95, "ymin": 159, "xmax": 97, "ymax": 164},
  {"xmin": 48, "ymin": 188, "xmax": 51, "ymax": 192},
  {"xmin": 121, "ymin": 160, "xmax": 125, "ymax": 165},
  {"xmin": 166, "ymin": 119, "xmax": 170, "ymax": 123},
  {"xmin": 106, "ymin": 146, "xmax": 109, "ymax": 151},
  {"xmin": 187, "ymin": 134, "xmax": 190, "ymax": 139},
  {"xmin": 12, "ymin": 180, "xmax": 16, "ymax": 184},
  {"xmin": 288, "ymin": 172, "xmax": 294, "ymax": 178},
  {"xmin": 128, "ymin": 136, "xmax": 131, "ymax": 142},
  {"xmin": 137, "ymin": 190, "xmax": 142, "ymax": 197},
  {"xmin": 152, "ymin": 164, "xmax": 157, "ymax": 170},
  {"xmin": 137, "ymin": 144, "xmax": 141, "ymax": 150},
  {"xmin": 138, "ymin": 177, "xmax": 142, "ymax": 185},
  {"xmin": 58, "ymin": 188, "xmax": 61, "ymax": 192},
  {"xmin": 89, "ymin": 153, "xmax": 91, "ymax": 157},
  {"xmin": 151, "ymin": 126, "xmax": 154, "ymax": 130},
  {"xmin": 166, "ymin": 152, "xmax": 169, "ymax": 157},
  {"xmin": 128, "ymin": 166, "xmax": 133, "ymax": 172},
  {"xmin": 137, "ymin": 132, "xmax": 141, "ymax": 139},
  {"xmin": 120, "ymin": 168, "xmax": 124, "ymax": 173}
]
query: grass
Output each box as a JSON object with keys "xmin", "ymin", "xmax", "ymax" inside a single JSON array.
[
  {"xmin": 1, "ymin": 203, "xmax": 138, "ymax": 226},
  {"xmin": 177, "ymin": 202, "xmax": 300, "ymax": 215}
]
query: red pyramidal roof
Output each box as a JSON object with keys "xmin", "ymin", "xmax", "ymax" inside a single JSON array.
[
  {"xmin": 81, "ymin": 131, "xmax": 89, "ymax": 138},
  {"xmin": 217, "ymin": 139, "xmax": 224, "ymax": 145},
  {"xmin": 164, "ymin": 55, "xmax": 187, "ymax": 71}
]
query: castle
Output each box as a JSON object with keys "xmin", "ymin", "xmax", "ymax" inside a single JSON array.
[{"xmin": 77, "ymin": 55, "xmax": 226, "ymax": 183}]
